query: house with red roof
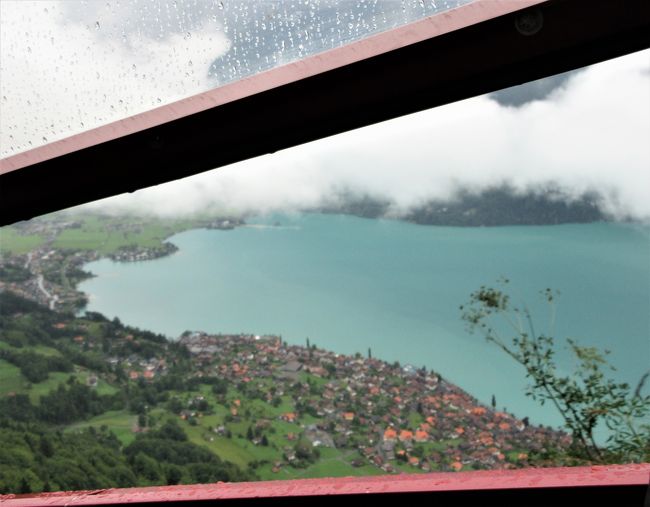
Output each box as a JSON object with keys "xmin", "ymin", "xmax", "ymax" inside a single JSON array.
[
  {"xmin": 280, "ymin": 412, "xmax": 297, "ymax": 423},
  {"xmin": 415, "ymin": 430, "xmax": 429, "ymax": 442},
  {"xmin": 398, "ymin": 430, "xmax": 413, "ymax": 442},
  {"xmin": 383, "ymin": 428, "xmax": 397, "ymax": 442}
]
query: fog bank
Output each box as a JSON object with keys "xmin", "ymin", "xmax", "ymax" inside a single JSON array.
[{"xmin": 83, "ymin": 49, "xmax": 650, "ymax": 222}]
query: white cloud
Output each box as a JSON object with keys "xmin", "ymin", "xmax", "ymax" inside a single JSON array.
[
  {"xmin": 85, "ymin": 49, "xmax": 650, "ymax": 221},
  {"xmin": 2, "ymin": 2, "xmax": 648, "ymax": 221}
]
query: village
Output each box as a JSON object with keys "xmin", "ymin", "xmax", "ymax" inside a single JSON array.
[
  {"xmin": 0, "ymin": 245, "xmax": 97, "ymax": 313},
  {"xmin": 1, "ymin": 214, "xmax": 572, "ymax": 477},
  {"xmin": 172, "ymin": 332, "xmax": 570, "ymax": 474},
  {"xmin": 0, "ymin": 214, "xmax": 207, "ymax": 313}
]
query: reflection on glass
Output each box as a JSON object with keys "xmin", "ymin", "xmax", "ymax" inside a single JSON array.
[
  {"xmin": 0, "ymin": 0, "xmax": 470, "ymax": 156},
  {"xmin": 0, "ymin": 50, "xmax": 649, "ymax": 494}
]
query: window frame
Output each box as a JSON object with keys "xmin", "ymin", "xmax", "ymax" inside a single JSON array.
[
  {"xmin": 0, "ymin": 0, "xmax": 649, "ymax": 503},
  {"xmin": 1, "ymin": 0, "xmax": 648, "ymax": 225},
  {"xmin": 2, "ymin": 464, "xmax": 649, "ymax": 505}
]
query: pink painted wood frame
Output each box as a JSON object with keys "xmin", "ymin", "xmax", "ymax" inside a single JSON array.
[
  {"xmin": 0, "ymin": 0, "xmax": 546, "ymax": 175},
  {"xmin": 1, "ymin": 464, "xmax": 648, "ymax": 506}
]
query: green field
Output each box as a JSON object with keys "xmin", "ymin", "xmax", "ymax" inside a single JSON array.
[
  {"xmin": 0, "ymin": 342, "xmax": 63, "ymax": 357},
  {"xmin": 66, "ymin": 410, "xmax": 137, "ymax": 445},
  {"xmin": 0, "ymin": 343, "xmax": 117, "ymax": 402},
  {"xmin": 0, "ymin": 359, "xmax": 26, "ymax": 395},
  {"xmin": 28, "ymin": 369, "xmax": 118, "ymax": 403},
  {"xmin": 1, "ymin": 213, "xmax": 207, "ymax": 257},
  {"xmin": 27, "ymin": 372, "xmax": 83, "ymax": 403},
  {"xmin": 183, "ymin": 424, "xmax": 255, "ymax": 469},
  {"xmin": 178, "ymin": 409, "xmax": 387, "ymax": 481},
  {"xmin": 256, "ymin": 448, "xmax": 385, "ymax": 481},
  {"xmin": 53, "ymin": 215, "xmax": 201, "ymax": 254},
  {"xmin": 0, "ymin": 228, "xmax": 45, "ymax": 254}
]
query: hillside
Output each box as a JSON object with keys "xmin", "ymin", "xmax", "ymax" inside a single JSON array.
[
  {"xmin": 319, "ymin": 186, "xmax": 605, "ymax": 226},
  {"xmin": 0, "ymin": 291, "xmax": 572, "ymax": 493}
]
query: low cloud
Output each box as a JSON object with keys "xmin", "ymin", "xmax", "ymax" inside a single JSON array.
[
  {"xmin": 85, "ymin": 49, "xmax": 650, "ymax": 222},
  {"xmin": 2, "ymin": 3, "xmax": 648, "ymax": 221}
]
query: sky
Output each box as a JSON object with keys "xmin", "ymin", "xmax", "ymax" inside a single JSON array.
[{"xmin": 1, "ymin": 1, "xmax": 649, "ymax": 221}]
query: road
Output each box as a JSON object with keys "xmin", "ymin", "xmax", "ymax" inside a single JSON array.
[{"xmin": 36, "ymin": 274, "xmax": 58, "ymax": 310}]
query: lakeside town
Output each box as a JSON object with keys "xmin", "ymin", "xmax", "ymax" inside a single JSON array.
[
  {"xmin": 1, "ymin": 212, "xmax": 573, "ymax": 486},
  {"xmin": 1, "ymin": 300, "xmax": 571, "ymax": 479},
  {"xmin": 174, "ymin": 331, "xmax": 570, "ymax": 474},
  {"xmin": 0, "ymin": 214, "xmax": 242, "ymax": 313}
]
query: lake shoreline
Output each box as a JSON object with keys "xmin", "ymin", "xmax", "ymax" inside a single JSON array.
[{"xmin": 77, "ymin": 214, "xmax": 650, "ymax": 434}]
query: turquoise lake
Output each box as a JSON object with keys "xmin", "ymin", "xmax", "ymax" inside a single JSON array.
[{"xmin": 80, "ymin": 214, "xmax": 650, "ymax": 429}]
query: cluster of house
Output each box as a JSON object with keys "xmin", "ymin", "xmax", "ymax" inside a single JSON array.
[
  {"xmin": 0, "ymin": 247, "xmax": 97, "ymax": 312},
  {"xmin": 1, "ymin": 216, "xmax": 184, "ymax": 315},
  {"xmin": 61, "ymin": 324, "xmax": 170, "ymax": 383},
  {"xmin": 178, "ymin": 332, "xmax": 571, "ymax": 472},
  {"xmin": 10, "ymin": 218, "xmax": 83, "ymax": 238},
  {"xmin": 206, "ymin": 218, "xmax": 244, "ymax": 230},
  {"xmin": 117, "ymin": 351, "xmax": 168, "ymax": 381},
  {"xmin": 108, "ymin": 242, "xmax": 178, "ymax": 263}
]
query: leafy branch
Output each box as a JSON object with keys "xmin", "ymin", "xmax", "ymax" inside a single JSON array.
[{"xmin": 460, "ymin": 278, "xmax": 649, "ymax": 463}]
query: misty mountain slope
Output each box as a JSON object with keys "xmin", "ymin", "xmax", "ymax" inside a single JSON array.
[{"xmin": 319, "ymin": 187, "xmax": 605, "ymax": 227}]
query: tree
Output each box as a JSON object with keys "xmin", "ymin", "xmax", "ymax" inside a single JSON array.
[
  {"xmin": 165, "ymin": 465, "xmax": 183, "ymax": 485},
  {"xmin": 18, "ymin": 477, "xmax": 31, "ymax": 494},
  {"xmin": 39, "ymin": 436, "xmax": 54, "ymax": 458},
  {"xmin": 167, "ymin": 397, "xmax": 183, "ymax": 414},
  {"xmin": 460, "ymin": 278, "xmax": 650, "ymax": 463},
  {"xmin": 132, "ymin": 452, "xmax": 162, "ymax": 483}
]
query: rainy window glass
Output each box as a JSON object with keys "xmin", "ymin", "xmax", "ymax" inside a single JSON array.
[
  {"xmin": 0, "ymin": 0, "xmax": 470, "ymax": 156},
  {"xmin": 1, "ymin": 12, "xmax": 649, "ymax": 498}
]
